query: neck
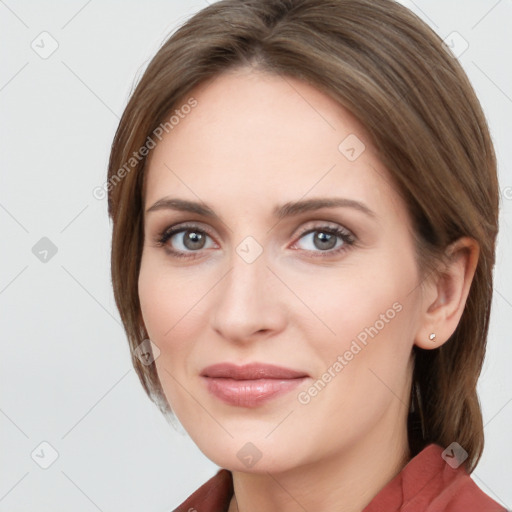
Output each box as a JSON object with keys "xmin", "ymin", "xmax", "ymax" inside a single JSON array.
[{"xmin": 228, "ymin": 417, "xmax": 411, "ymax": 512}]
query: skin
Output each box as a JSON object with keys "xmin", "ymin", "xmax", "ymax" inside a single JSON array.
[{"xmin": 138, "ymin": 68, "xmax": 478, "ymax": 512}]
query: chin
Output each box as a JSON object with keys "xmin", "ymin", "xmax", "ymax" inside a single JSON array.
[{"xmin": 186, "ymin": 428, "xmax": 310, "ymax": 474}]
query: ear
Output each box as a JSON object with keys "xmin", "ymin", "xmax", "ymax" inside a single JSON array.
[{"xmin": 414, "ymin": 237, "xmax": 479, "ymax": 349}]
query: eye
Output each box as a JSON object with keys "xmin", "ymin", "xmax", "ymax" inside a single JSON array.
[
  {"xmin": 292, "ymin": 225, "xmax": 355, "ymax": 254},
  {"xmin": 156, "ymin": 224, "xmax": 216, "ymax": 257}
]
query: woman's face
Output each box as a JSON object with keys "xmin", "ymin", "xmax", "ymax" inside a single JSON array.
[{"xmin": 138, "ymin": 68, "xmax": 426, "ymax": 472}]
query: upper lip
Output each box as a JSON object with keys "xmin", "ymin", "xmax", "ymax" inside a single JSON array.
[{"xmin": 200, "ymin": 363, "xmax": 309, "ymax": 380}]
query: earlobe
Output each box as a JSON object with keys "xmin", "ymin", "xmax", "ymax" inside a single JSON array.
[{"xmin": 415, "ymin": 237, "xmax": 479, "ymax": 350}]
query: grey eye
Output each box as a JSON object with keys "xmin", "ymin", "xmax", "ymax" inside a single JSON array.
[
  {"xmin": 296, "ymin": 230, "xmax": 344, "ymax": 251},
  {"xmin": 171, "ymin": 230, "xmax": 214, "ymax": 251}
]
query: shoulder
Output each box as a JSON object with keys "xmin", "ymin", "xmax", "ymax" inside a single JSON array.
[
  {"xmin": 172, "ymin": 468, "xmax": 233, "ymax": 512},
  {"xmin": 438, "ymin": 472, "xmax": 507, "ymax": 512},
  {"xmin": 364, "ymin": 444, "xmax": 507, "ymax": 512}
]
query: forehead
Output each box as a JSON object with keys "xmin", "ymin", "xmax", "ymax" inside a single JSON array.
[{"xmin": 144, "ymin": 69, "xmax": 404, "ymax": 220}]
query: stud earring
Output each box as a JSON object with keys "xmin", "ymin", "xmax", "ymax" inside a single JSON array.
[{"xmin": 429, "ymin": 333, "xmax": 436, "ymax": 342}]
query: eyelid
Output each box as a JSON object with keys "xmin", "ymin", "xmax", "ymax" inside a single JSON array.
[
  {"xmin": 159, "ymin": 221, "xmax": 217, "ymax": 241},
  {"xmin": 290, "ymin": 221, "xmax": 354, "ymax": 243},
  {"xmin": 295, "ymin": 220, "xmax": 349, "ymax": 234}
]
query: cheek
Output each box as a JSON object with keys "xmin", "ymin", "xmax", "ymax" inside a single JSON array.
[
  {"xmin": 289, "ymin": 246, "xmax": 419, "ymax": 393},
  {"xmin": 294, "ymin": 271, "xmax": 417, "ymax": 438},
  {"xmin": 289, "ymin": 262, "xmax": 413, "ymax": 346},
  {"xmin": 138, "ymin": 259, "xmax": 170, "ymax": 341},
  {"xmin": 138, "ymin": 254, "xmax": 206, "ymax": 342},
  {"xmin": 138, "ymin": 256, "xmax": 201, "ymax": 413},
  {"xmin": 138, "ymin": 253, "xmax": 222, "ymax": 387}
]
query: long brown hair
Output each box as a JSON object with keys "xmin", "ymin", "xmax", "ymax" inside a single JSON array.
[{"xmin": 107, "ymin": 0, "xmax": 499, "ymax": 472}]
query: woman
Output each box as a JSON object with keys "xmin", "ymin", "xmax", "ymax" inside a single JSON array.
[{"xmin": 106, "ymin": 0, "xmax": 507, "ymax": 510}]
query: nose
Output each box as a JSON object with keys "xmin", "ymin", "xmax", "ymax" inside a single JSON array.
[{"xmin": 210, "ymin": 246, "xmax": 288, "ymax": 344}]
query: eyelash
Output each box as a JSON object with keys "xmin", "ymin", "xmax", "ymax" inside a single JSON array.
[{"xmin": 154, "ymin": 222, "xmax": 356, "ymax": 260}]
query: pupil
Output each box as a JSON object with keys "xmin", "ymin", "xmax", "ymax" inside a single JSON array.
[
  {"xmin": 314, "ymin": 231, "xmax": 336, "ymax": 250},
  {"xmin": 184, "ymin": 231, "xmax": 205, "ymax": 250}
]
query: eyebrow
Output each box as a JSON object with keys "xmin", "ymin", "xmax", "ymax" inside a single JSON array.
[{"xmin": 145, "ymin": 197, "xmax": 375, "ymax": 219}]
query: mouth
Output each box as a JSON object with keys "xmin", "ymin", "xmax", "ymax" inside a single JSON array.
[{"xmin": 200, "ymin": 362, "xmax": 309, "ymax": 408}]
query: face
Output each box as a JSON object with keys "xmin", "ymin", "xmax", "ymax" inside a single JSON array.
[{"xmin": 138, "ymin": 68, "xmax": 425, "ymax": 472}]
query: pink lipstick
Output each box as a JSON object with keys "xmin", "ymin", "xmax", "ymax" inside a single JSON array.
[{"xmin": 200, "ymin": 363, "xmax": 308, "ymax": 408}]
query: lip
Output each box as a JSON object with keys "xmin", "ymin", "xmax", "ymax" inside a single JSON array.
[{"xmin": 200, "ymin": 363, "xmax": 309, "ymax": 408}]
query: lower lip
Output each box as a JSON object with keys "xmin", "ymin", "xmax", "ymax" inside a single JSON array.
[{"xmin": 202, "ymin": 377, "xmax": 307, "ymax": 407}]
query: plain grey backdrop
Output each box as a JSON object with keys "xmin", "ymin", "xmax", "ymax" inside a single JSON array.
[{"xmin": 1, "ymin": 0, "xmax": 511, "ymax": 510}]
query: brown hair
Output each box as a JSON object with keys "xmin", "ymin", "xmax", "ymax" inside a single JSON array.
[{"xmin": 107, "ymin": 0, "xmax": 498, "ymax": 472}]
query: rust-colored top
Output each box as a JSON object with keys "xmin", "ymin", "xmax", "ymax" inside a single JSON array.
[{"xmin": 174, "ymin": 444, "xmax": 507, "ymax": 512}]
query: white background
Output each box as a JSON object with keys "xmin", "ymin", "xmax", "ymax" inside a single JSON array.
[{"xmin": 1, "ymin": 1, "xmax": 511, "ymax": 510}]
